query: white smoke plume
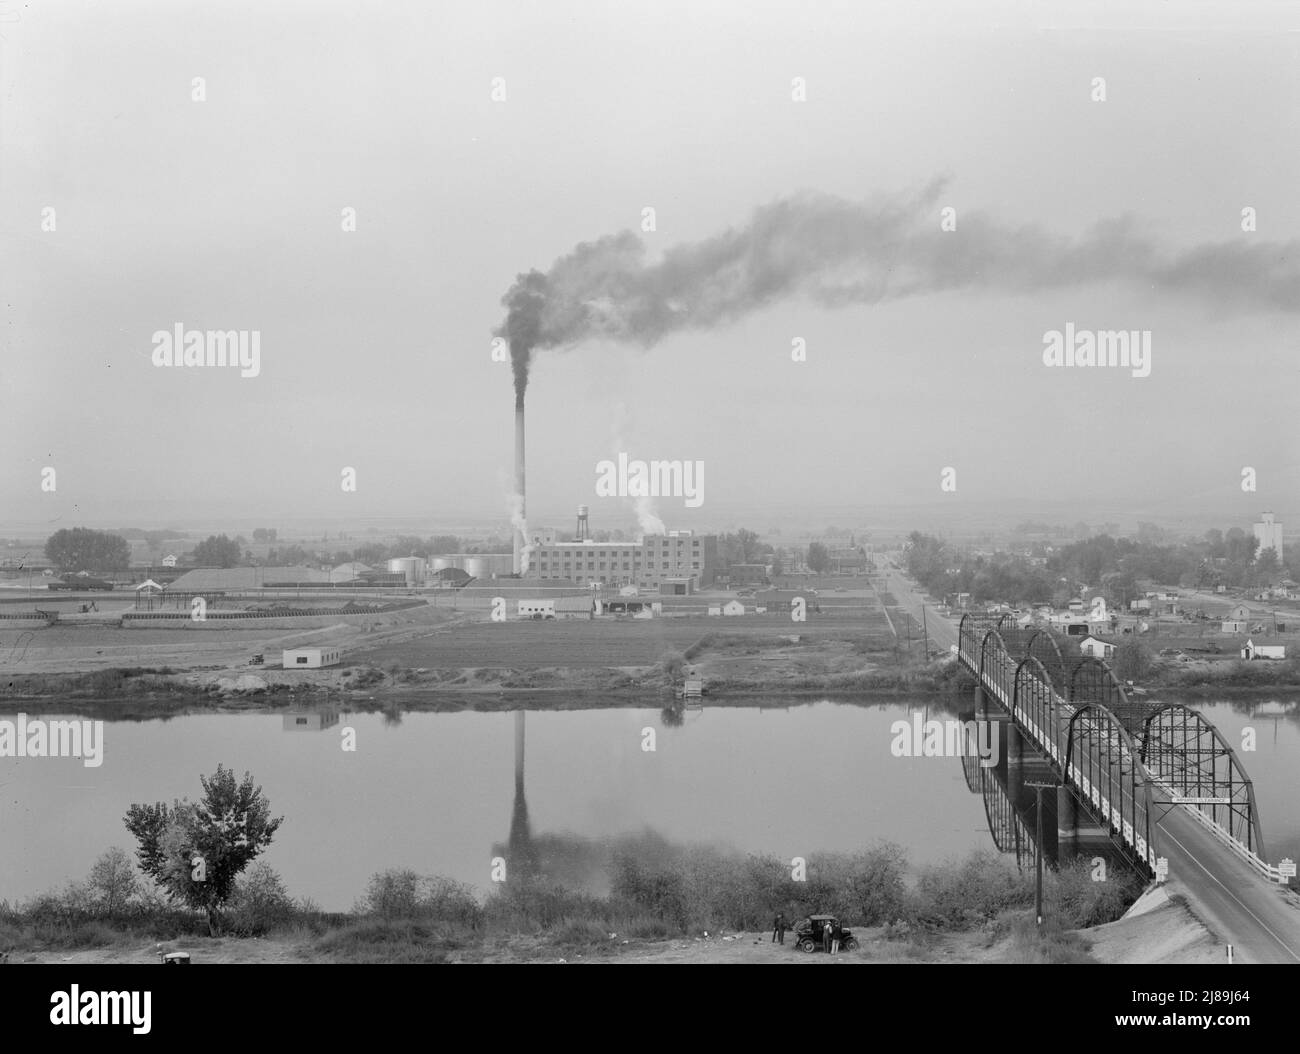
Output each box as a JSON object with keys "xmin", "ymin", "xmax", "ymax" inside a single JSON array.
[{"xmin": 506, "ymin": 490, "xmax": 532, "ymax": 573}]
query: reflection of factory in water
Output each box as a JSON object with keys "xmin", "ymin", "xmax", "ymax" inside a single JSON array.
[{"xmin": 282, "ymin": 710, "xmax": 340, "ymax": 732}]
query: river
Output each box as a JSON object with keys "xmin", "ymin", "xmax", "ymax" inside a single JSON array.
[{"xmin": 1, "ymin": 696, "xmax": 1296, "ymax": 910}]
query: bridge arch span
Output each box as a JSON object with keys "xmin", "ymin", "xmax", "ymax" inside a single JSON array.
[
  {"xmin": 1064, "ymin": 703, "xmax": 1156, "ymax": 870},
  {"xmin": 1140, "ymin": 703, "xmax": 1266, "ymax": 856}
]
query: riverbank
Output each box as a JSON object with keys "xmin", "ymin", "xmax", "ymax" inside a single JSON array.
[{"xmin": 2, "ymin": 849, "xmax": 1157, "ymax": 965}]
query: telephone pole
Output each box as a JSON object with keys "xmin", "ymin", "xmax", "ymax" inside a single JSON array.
[{"xmin": 1026, "ymin": 780, "xmax": 1061, "ymax": 927}]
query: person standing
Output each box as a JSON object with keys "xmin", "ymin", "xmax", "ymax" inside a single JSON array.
[
  {"xmin": 822, "ymin": 919, "xmax": 833, "ymax": 955},
  {"xmin": 772, "ymin": 912, "xmax": 787, "ymax": 944}
]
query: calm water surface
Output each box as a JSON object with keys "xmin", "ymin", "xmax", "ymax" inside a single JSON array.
[{"xmin": 2, "ymin": 697, "xmax": 1296, "ymax": 910}]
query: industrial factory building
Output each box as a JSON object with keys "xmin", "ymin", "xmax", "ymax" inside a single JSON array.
[{"xmin": 525, "ymin": 520, "xmax": 717, "ymax": 591}]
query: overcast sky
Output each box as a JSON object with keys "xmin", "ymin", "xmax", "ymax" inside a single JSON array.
[{"xmin": 2, "ymin": 1, "xmax": 1297, "ymax": 536}]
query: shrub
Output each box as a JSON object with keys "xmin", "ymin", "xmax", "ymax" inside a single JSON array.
[
  {"xmin": 226, "ymin": 862, "xmax": 295, "ymax": 936},
  {"xmin": 912, "ymin": 851, "xmax": 1034, "ymax": 929},
  {"xmin": 361, "ymin": 869, "xmax": 421, "ymax": 918},
  {"xmin": 1047, "ymin": 859, "xmax": 1141, "ymax": 928},
  {"xmin": 550, "ymin": 917, "xmax": 613, "ymax": 949}
]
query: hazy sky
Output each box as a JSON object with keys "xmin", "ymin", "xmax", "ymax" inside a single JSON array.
[{"xmin": 2, "ymin": 1, "xmax": 1297, "ymax": 535}]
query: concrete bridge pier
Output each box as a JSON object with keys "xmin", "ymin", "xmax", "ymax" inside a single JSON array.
[
  {"xmin": 1055, "ymin": 786, "xmax": 1110, "ymax": 863},
  {"xmin": 1005, "ymin": 723, "xmax": 1025, "ymax": 798},
  {"xmin": 1056, "ymin": 786, "xmax": 1077, "ymax": 863}
]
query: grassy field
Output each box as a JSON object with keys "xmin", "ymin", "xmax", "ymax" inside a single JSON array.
[{"xmin": 356, "ymin": 610, "xmax": 898, "ymax": 670}]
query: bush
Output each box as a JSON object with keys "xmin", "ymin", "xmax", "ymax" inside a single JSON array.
[
  {"xmin": 361, "ymin": 869, "xmax": 421, "ymax": 918},
  {"xmin": 1004, "ymin": 915, "xmax": 1094, "ymax": 964},
  {"xmin": 912, "ymin": 851, "xmax": 1034, "ymax": 929},
  {"xmin": 550, "ymin": 917, "xmax": 613, "ymax": 949},
  {"xmin": 359, "ymin": 870, "xmax": 482, "ymax": 928},
  {"xmin": 1047, "ymin": 859, "xmax": 1141, "ymax": 928},
  {"xmin": 482, "ymin": 881, "xmax": 610, "ymax": 934},
  {"xmin": 84, "ymin": 847, "xmax": 140, "ymax": 916},
  {"xmin": 225, "ymin": 862, "xmax": 295, "ymax": 936},
  {"xmin": 348, "ymin": 666, "xmax": 386, "ymax": 688},
  {"xmin": 313, "ymin": 919, "xmax": 471, "ymax": 963}
]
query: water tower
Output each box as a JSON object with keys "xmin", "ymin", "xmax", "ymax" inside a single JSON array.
[{"xmin": 575, "ymin": 504, "xmax": 590, "ymax": 542}]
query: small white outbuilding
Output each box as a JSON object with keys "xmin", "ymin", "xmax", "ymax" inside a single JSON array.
[
  {"xmin": 282, "ymin": 648, "xmax": 342, "ymax": 669},
  {"xmin": 1241, "ymin": 639, "xmax": 1286, "ymax": 660}
]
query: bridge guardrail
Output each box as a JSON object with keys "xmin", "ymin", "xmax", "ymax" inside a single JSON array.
[{"xmin": 959, "ymin": 612, "xmax": 1287, "ymax": 885}]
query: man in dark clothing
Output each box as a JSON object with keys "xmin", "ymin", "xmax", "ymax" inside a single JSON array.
[
  {"xmin": 772, "ymin": 912, "xmax": 787, "ymax": 944},
  {"xmin": 822, "ymin": 920, "xmax": 833, "ymax": 954}
]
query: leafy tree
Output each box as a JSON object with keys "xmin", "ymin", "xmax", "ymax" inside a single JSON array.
[
  {"xmin": 1112, "ymin": 639, "xmax": 1153, "ymax": 682},
  {"xmin": 191, "ymin": 534, "xmax": 242, "ymax": 568},
  {"xmin": 807, "ymin": 542, "xmax": 830, "ymax": 573},
  {"xmin": 124, "ymin": 765, "xmax": 283, "ymax": 936},
  {"xmin": 44, "ymin": 527, "xmax": 131, "ymax": 572},
  {"xmin": 267, "ymin": 543, "xmax": 311, "ymax": 566},
  {"xmin": 85, "ymin": 846, "xmax": 140, "ymax": 915},
  {"xmin": 1255, "ymin": 547, "xmax": 1280, "ymax": 578}
]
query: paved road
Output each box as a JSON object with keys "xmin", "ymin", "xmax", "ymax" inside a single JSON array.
[
  {"xmin": 1157, "ymin": 806, "xmax": 1300, "ymax": 964},
  {"xmin": 875, "ymin": 557, "xmax": 960, "ymax": 655}
]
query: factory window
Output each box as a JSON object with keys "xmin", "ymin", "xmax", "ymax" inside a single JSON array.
[
  {"xmin": 692, "ymin": 562, "xmax": 699, "ymax": 569},
  {"xmin": 662, "ymin": 562, "xmax": 669, "ymax": 570}
]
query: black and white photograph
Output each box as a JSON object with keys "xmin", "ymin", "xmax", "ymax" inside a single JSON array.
[{"xmin": 1, "ymin": 0, "xmax": 1298, "ymax": 1014}]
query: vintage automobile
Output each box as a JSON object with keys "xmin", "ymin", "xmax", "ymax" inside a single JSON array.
[{"xmin": 793, "ymin": 914, "xmax": 858, "ymax": 953}]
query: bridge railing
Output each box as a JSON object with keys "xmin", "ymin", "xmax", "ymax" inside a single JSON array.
[
  {"xmin": 959, "ymin": 614, "xmax": 1289, "ymax": 882},
  {"xmin": 962, "ymin": 614, "xmax": 1156, "ymax": 871}
]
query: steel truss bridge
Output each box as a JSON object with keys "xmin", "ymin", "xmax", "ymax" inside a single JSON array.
[{"xmin": 958, "ymin": 613, "xmax": 1284, "ymax": 883}]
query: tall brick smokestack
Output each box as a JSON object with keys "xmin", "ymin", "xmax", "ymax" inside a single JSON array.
[{"xmin": 513, "ymin": 395, "xmax": 526, "ymax": 574}]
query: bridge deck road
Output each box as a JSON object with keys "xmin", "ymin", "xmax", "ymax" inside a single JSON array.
[{"xmin": 1155, "ymin": 804, "xmax": 1300, "ymax": 963}]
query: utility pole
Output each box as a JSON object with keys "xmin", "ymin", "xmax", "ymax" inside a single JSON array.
[
  {"xmin": 1027, "ymin": 780, "xmax": 1061, "ymax": 927},
  {"xmin": 922, "ymin": 604, "xmax": 929, "ymax": 659}
]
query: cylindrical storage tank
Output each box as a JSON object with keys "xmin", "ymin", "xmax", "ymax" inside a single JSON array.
[
  {"xmin": 430, "ymin": 557, "xmax": 452, "ymax": 573},
  {"xmin": 387, "ymin": 557, "xmax": 423, "ymax": 585},
  {"xmin": 462, "ymin": 556, "xmax": 488, "ymax": 580}
]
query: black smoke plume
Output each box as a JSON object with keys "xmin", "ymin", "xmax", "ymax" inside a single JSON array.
[{"xmin": 497, "ymin": 178, "xmax": 1299, "ymax": 399}]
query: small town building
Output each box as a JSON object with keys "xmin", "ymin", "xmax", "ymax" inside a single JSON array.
[
  {"xmin": 722, "ymin": 600, "xmax": 745, "ymax": 616},
  {"xmin": 1079, "ymin": 636, "xmax": 1117, "ymax": 660},
  {"xmin": 1241, "ymin": 639, "xmax": 1286, "ymax": 660},
  {"xmin": 1221, "ymin": 619, "xmax": 1249, "ymax": 634},
  {"xmin": 282, "ymin": 648, "xmax": 341, "ymax": 669},
  {"xmin": 518, "ymin": 599, "xmax": 556, "ymax": 618}
]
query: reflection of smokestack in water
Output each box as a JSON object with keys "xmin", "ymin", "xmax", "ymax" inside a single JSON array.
[
  {"xmin": 508, "ymin": 709, "xmax": 537, "ymax": 876},
  {"xmin": 514, "ymin": 708, "xmax": 525, "ymax": 795},
  {"xmin": 513, "ymin": 397, "xmax": 526, "ymax": 573}
]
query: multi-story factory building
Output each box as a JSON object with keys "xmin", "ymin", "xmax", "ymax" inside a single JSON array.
[{"xmin": 525, "ymin": 529, "xmax": 717, "ymax": 593}]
